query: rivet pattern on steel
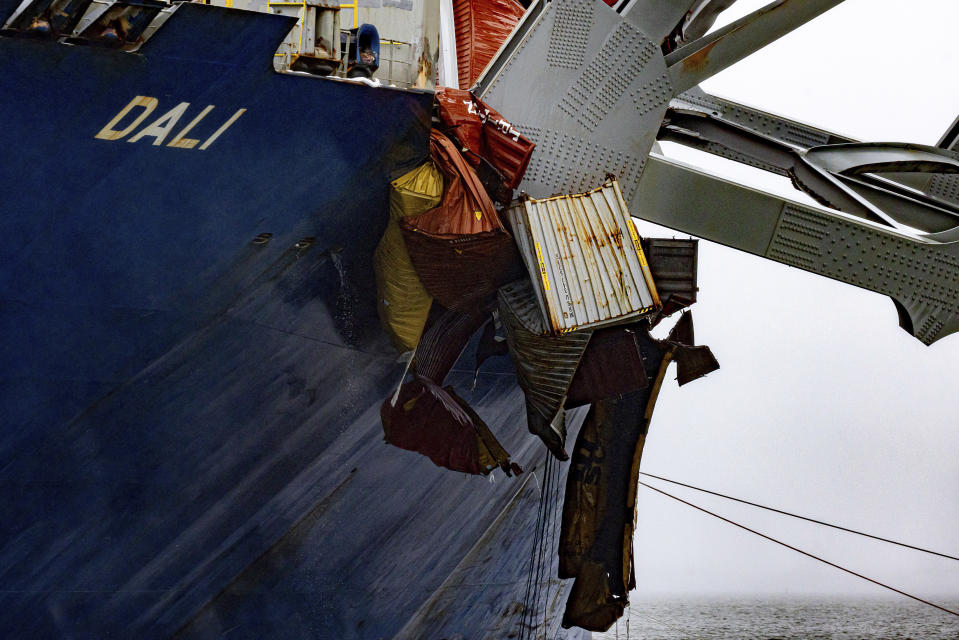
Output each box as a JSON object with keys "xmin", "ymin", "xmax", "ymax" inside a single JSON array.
[
  {"xmin": 928, "ymin": 173, "xmax": 959, "ymax": 205},
  {"xmin": 631, "ymin": 72, "xmax": 672, "ymax": 116},
  {"xmin": 559, "ymin": 21, "xmax": 656, "ymax": 128},
  {"xmin": 547, "ymin": 0, "xmax": 593, "ymax": 70},
  {"xmin": 674, "ymin": 92, "xmax": 830, "ymax": 147},
  {"xmin": 516, "ymin": 123, "xmax": 644, "ymax": 201},
  {"xmin": 768, "ymin": 204, "xmax": 959, "ymax": 344}
]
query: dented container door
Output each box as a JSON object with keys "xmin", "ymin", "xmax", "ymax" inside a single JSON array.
[{"xmin": 507, "ymin": 179, "xmax": 660, "ymax": 333}]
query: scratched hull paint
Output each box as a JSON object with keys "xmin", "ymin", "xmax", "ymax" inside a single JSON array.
[{"xmin": 0, "ymin": 4, "xmax": 587, "ymax": 638}]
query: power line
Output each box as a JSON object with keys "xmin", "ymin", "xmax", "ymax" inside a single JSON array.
[
  {"xmin": 640, "ymin": 481, "xmax": 959, "ymax": 619},
  {"xmin": 640, "ymin": 471, "xmax": 959, "ymax": 563}
]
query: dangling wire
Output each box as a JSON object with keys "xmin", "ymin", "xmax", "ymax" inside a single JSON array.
[
  {"xmin": 519, "ymin": 462, "xmax": 543, "ymax": 640},
  {"xmin": 633, "ymin": 610, "xmax": 687, "ymax": 636},
  {"xmin": 625, "ymin": 596, "xmax": 631, "ymax": 639},
  {"xmin": 543, "ymin": 455, "xmax": 562, "ymax": 639},
  {"xmin": 389, "ymin": 346, "xmax": 416, "ymax": 407},
  {"xmin": 641, "ymin": 481, "xmax": 959, "ymax": 619},
  {"xmin": 640, "ymin": 472, "xmax": 959, "ymax": 562},
  {"xmin": 521, "ymin": 454, "xmax": 554, "ymax": 640},
  {"xmin": 532, "ymin": 454, "xmax": 553, "ymax": 638}
]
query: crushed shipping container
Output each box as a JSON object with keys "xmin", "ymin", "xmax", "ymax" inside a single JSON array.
[
  {"xmin": 507, "ymin": 179, "xmax": 661, "ymax": 334},
  {"xmin": 642, "ymin": 237, "xmax": 699, "ymax": 320},
  {"xmin": 381, "ymin": 308, "xmax": 518, "ymax": 476},
  {"xmin": 374, "ymin": 162, "xmax": 443, "ymax": 350},
  {"xmin": 435, "ymin": 87, "xmax": 536, "ymax": 194},
  {"xmin": 498, "ymin": 279, "xmax": 592, "ymax": 460},
  {"xmin": 401, "ymin": 129, "xmax": 522, "ymax": 311}
]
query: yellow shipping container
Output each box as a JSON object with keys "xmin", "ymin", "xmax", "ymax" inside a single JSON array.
[{"xmin": 375, "ymin": 162, "xmax": 443, "ymax": 350}]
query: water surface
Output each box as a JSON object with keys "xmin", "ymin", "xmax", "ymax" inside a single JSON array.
[{"xmin": 593, "ymin": 595, "xmax": 959, "ymax": 639}]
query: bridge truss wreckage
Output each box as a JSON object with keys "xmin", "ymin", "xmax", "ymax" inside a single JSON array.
[{"xmin": 477, "ymin": 0, "xmax": 959, "ymax": 346}]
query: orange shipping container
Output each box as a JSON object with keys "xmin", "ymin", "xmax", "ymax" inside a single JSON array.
[{"xmin": 452, "ymin": 0, "xmax": 525, "ymax": 89}]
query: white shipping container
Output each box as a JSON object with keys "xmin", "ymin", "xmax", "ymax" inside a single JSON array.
[{"xmin": 507, "ymin": 178, "xmax": 661, "ymax": 333}]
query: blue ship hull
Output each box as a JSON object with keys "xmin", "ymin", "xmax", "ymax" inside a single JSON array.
[{"xmin": 0, "ymin": 4, "xmax": 587, "ymax": 637}]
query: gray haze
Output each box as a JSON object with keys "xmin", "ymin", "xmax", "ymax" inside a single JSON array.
[{"xmin": 629, "ymin": 0, "xmax": 959, "ymax": 599}]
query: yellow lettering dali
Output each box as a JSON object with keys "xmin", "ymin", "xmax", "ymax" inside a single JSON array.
[{"xmin": 94, "ymin": 96, "xmax": 246, "ymax": 150}]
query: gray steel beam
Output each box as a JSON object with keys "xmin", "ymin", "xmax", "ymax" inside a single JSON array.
[
  {"xmin": 670, "ymin": 89, "xmax": 959, "ymax": 216},
  {"xmin": 634, "ymin": 153, "xmax": 959, "ymax": 345},
  {"xmin": 659, "ymin": 109, "xmax": 892, "ymax": 227},
  {"xmin": 672, "ymin": 87, "xmax": 856, "ymax": 148},
  {"xmin": 664, "ymin": 0, "xmax": 845, "ymax": 95},
  {"xmin": 798, "ymin": 143, "xmax": 959, "ymax": 232},
  {"xmin": 471, "ymin": 0, "xmax": 548, "ymax": 93},
  {"xmin": 661, "ymin": 109, "xmax": 959, "ymax": 233},
  {"xmin": 677, "ymin": 0, "xmax": 740, "ymax": 42},
  {"xmin": 623, "ymin": 0, "xmax": 701, "ymax": 42},
  {"xmin": 478, "ymin": 0, "xmax": 673, "ymax": 202},
  {"xmin": 938, "ymin": 114, "xmax": 959, "ymax": 151}
]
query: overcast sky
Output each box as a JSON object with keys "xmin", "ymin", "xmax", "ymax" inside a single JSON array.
[{"xmin": 628, "ymin": 0, "xmax": 959, "ymax": 600}]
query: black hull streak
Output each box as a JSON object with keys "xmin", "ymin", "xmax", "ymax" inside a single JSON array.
[{"xmin": 0, "ymin": 4, "xmax": 587, "ymax": 637}]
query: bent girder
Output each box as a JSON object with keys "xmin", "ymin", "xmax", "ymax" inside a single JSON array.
[{"xmin": 479, "ymin": 0, "xmax": 959, "ymax": 344}]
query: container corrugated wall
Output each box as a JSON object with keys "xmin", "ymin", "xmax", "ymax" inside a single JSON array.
[
  {"xmin": 642, "ymin": 237, "xmax": 698, "ymax": 316},
  {"xmin": 452, "ymin": 0, "xmax": 526, "ymax": 89},
  {"xmin": 507, "ymin": 179, "xmax": 660, "ymax": 333}
]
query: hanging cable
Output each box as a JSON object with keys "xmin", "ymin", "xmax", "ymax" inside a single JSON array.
[
  {"xmin": 639, "ymin": 472, "xmax": 959, "ymax": 563},
  {"xmin": 542, "ymin": 454, "xmax": 562, "ymax": 639},
  {"xmin": 521, "ymin": 454, "xmax": 554, "ymax": 640},
  {"xmin": 640, "ymin": 481, "xmax": 959, "ymax": 618},
  {"xmin": 539, "ymin": 461, "xmax": 557, "ymax": 639},
  {"xmin": 625, "ymin": 593, "xmax": 630, "ymax": 639},
  {"xmin": 520, "ymin": 460, "xmax": 546, "ymax": 640},
  {"xmin": 551, "ymin": 460, "xmax": 562, "ymax": 627},
  {"xmin": 533, "ymin": 454, "xmax": 554, "ymax": 639}
]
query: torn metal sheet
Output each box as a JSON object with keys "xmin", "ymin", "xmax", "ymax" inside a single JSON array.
[
  {"xmin": 559, "ymin": 329, "xmax": 671, "ymax": 632},
  {"xmin": 498, "ymin": 279, "xmax": 592, "ymax": 460},
  {"xmin": 402, "ymin": 129, "xmax": 501, "ymax": 237},
  {"xmin": 381, "ymin": 379, "xmax": 515, "ymax": 476},
  {"xmin": 665, "ymin": 311, "xmax": 720, "ymax": 386},
  {"xmin": 565, "ymin": 325, "xmax": 649, "ymax": 408},
  {"xmin": 507, "ymin": 179, "xmax": 660, "ymax": 333}
]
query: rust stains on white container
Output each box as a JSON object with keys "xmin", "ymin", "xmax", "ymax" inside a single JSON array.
[{"xmin": 507, "ymin": 178, "xmax": 661, "ymax": 333}]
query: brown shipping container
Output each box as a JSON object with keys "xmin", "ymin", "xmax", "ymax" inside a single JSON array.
[{"xmin": 452, "ymin": 0, "xmax": 525, "ymax": 89}]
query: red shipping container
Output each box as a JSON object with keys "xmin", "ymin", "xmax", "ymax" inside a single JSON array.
[
  {"xmin": 452, "ymin": 0, "xmax": 525, "ymax": 89},
  {"xmin": 435, "ymin": 87, "xmax": 535, "ymax": 191}
]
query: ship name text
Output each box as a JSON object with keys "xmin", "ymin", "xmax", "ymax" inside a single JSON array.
[{"xmin": 94, "ymin": 96, "xmax": 246, "ymax": 150}]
